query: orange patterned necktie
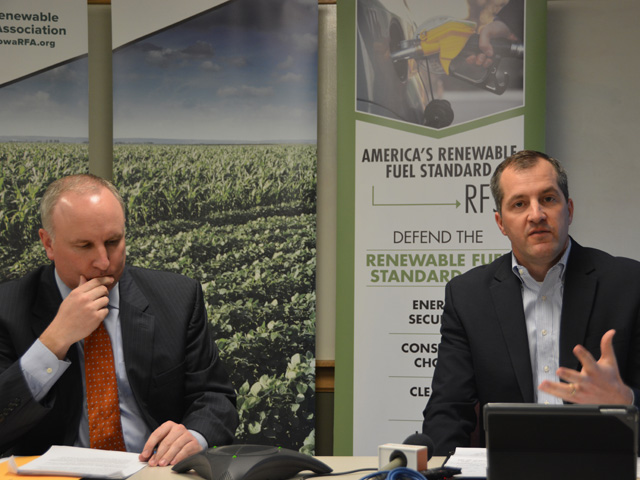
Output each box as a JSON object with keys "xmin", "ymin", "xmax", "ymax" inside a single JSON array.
[{"xmin": 84, "ymin": 321, "xmax": 126, "ymax": 451}]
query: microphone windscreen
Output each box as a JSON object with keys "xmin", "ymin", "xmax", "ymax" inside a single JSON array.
[{"xmin": 403, "ymin": 433, "xmax": 435, "ymax": 460}]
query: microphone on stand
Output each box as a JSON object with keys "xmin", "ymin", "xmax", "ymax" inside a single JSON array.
[
  {"xmin": 376, "ymin": 432, "xmax": 461, "ymax": 480},
  {"xmin": 375, "ymin": 433, "xmax": 434, "ymax": 479},
  {"xmin": 405, "ymin": 432, "xmax": 462, "ymax": 480},
  {"xmin": 402, "ymin": 433, "xmax": 435, "ymax": 460}
]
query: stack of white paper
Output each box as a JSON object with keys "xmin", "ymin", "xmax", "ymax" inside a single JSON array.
[
  {"xmin": 445, "ymin": 447, "xmax": 487, "ymax": 479},
  {"xmin": 8, "ymin": 446, "xmax": 146, "ymax": 479}
]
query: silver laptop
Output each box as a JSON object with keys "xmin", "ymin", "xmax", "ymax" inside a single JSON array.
[{"xmin": 484, "ymin": 403, "xmax": 638, "ymax": 480}]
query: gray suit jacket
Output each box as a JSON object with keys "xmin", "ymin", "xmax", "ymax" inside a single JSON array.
[
  {"xmin": 422, "ymin": 239, "xmax": 640, "ymax": 455},
  {"xmin": 0, "ymin": 264, "xmax": 238, "ymax": 455}
]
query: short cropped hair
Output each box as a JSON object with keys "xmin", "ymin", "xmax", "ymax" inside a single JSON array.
[
  {"xmin": 40, "ymin": 174, "xmax": 125, "ymax": 237},
  {"xmin": 490, "ymin": 150, "xmax": 569, "ymax": 215}
]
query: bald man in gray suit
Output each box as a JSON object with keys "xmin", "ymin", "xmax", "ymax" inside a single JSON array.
[{"xmin": 0, "ymin": 174, "xmax": 237, "ymax": 465}]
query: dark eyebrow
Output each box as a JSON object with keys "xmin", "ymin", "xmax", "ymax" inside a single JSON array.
[
  {"xmin": 504, "ymin": 193, "xmax": 526, "ymax": 205},
  {"xmin": 540, "ymin": 188, "xmax": 563, "ymax": 199},
  {"xmin": 505, "ymin": 186, "xmax": 562, "ymax": 205}
]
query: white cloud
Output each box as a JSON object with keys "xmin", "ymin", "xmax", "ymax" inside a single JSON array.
[
  {"xmin": 277, "ymin": 55, "xmax": 294, "ymax": 70},
  {"xmin": 292, "ymin": 33, "xmax": 317, "ymax": 54},
  {"xmin": 227, "ymin": 56, "xmax": 248, "ymax": 67},
  {"xmin": 201, "ymin": 60, "xmax": 222, "ymax": 71},
  {"xmin": 278, "ymin": 72, "xmax": 302, "ymax": 83},
  {"xmin": 217, "ymin": 85, "xmax": 274, "ymax": 98},
  {"xmin": 34, "ymin": 91, "xmax": 52, "ymax": 103}
]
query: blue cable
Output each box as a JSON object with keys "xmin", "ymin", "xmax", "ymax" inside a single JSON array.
[
  {"xmin": 359, "ymin": 468, "xmax": 426, "ymax": 480},
  {"xmin": 387, "ymin": 467, "xmax": 427, "ymax": 480}
]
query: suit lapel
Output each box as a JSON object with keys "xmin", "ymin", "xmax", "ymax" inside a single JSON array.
[
  {"xmin": 489, "ymin": 256, "xmax": 534, "ymax": 402},
  {"xmin": 30, "ymin": 265, "xmax": 63, "ymax": 338},
  {"xmin": 559, "ymin": 241, "xmax": 597, "ymax": 370},
  {"xmin": 117, "ymin": 267, "xmax": 155, "ymax": 402}
]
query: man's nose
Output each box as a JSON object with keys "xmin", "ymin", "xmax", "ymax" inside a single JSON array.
[
  {"xmin": 93, "ymin": 246, "xmax": 110, "ymax": 270},
  {"xmin": 528, "ymin": 201, "xmax": 546, "ymax": 222}
]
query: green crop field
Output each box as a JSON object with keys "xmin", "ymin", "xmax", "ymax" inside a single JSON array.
[{"xmin": 0, "ymin": 141, "xmax": 317, "ymax": 453}]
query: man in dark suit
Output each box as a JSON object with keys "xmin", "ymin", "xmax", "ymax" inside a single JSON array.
[
  {"xmin": 422, "ymin": 150, "xmax": 640, "ymax": 455},
  {"xmin": 0, "ymin": 174, "xmax": 238, "ymax": 465}
]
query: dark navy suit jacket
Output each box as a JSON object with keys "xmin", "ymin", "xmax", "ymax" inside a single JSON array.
[
  {"xmin": 422, "ymin": 239, "xmax": 640, "ymax": 455},
  {"xmin": 0, "ymin": 264, "xmax": 238, "ymax": 455}
]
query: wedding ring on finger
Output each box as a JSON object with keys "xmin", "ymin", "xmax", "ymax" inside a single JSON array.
[{"xmin": 569, "ymin": 383, "xmax": 576, "ymax": 396}]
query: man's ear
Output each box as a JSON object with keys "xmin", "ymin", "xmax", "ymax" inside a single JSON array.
[
  {"xmin": 495, "ymin": 211, "xmax": 507, "ymax": 236},
  {"xmin": 39, "ymin": 228, "xmax": 55, "ymax": 261},
  {"xmin": 567, "ymin": 198, "xmax": 574, "ymax": 225}
]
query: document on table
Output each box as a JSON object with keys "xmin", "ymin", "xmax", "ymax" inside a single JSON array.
[
  {"xmin": 8, "ymin": 446, "xmax": 146, "ymax": 479},
  {"xmin": 1, "ymin": 456, "xmax": 78, "ymax": 480},
  {"xmin": 446, "ymin": 447, "xmax": 640, "ymax": 479},
  {"xmin": 444, "ymin": 447, "xmax": 487, "ymax": 478}
]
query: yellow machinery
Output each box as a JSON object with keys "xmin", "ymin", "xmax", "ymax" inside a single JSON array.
[{"xmin": 391, "ymin": 17, "xmax": 523, "ymax": 95}]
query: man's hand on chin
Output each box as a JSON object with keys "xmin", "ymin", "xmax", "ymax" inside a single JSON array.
[
  {"xmin": 139, "ymin": 421, "xmax": 204, "ymax": 467},
  {"xmin": 40, "ymin": 275, "xmax": 114, "ymax": 359}
]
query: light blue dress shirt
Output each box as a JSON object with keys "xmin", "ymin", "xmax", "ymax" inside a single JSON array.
[{"xmin": 511, "ymin": 240, "xmax": 571, "ymax": 405}]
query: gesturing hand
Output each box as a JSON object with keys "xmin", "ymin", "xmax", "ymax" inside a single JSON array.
[{"xmin": 538, "ymin": 329, "xmax": 634, "ymax": 405}]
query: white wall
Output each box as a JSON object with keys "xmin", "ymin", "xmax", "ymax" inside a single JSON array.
[{"xmin": 546, "ymin": 0, "xmax": 640, "ymax": 261}]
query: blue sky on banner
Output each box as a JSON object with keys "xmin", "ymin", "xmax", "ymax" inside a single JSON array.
[
  {"xmin": 0, "ymin": 58, "xmax": 89, "ymax": 139},
  {"xmin": 0, "ymin": 0, "xmax": 88, "ymax": 140},
  {"xmin": 113, "ymin": 0, "xmax": 318, "ymax": 144}
]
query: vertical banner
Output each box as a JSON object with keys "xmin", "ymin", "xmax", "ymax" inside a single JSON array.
[
  {"xmin": 0, "ymin": 0, "xmax": 88, "ymax": 283},
  {"xmin": 0, "ymin": 0, "xmax": 87, "ymax": 87},
  {"xmin": 335, "ymin": 0, "xmax": 546, "ymax": 454},
  {"xmin": 111, "ymin": 0, "xmax": 318, "ymax": 453}
]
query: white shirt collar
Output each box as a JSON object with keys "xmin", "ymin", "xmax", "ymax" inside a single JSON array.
[{"xmin": 511, "ymin": 238, "xmax": 572, "ymax": 283}]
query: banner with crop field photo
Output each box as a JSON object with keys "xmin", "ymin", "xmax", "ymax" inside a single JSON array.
[
  {"xmin": 0, "ymin": 0, "xmax": 88, "ymax": 281},
  {"xmin": 335, "ymin": 0, "xmax": 546, "ymax": 454},
  {"xmin": 111, "ymin": 0, "xmax": 318, "ymax": 453}
]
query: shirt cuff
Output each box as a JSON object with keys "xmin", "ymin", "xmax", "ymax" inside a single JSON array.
[
  {"xmin": 19, "ymin": 339, "xmax": 71, "ymax": 402},
  {"xmin": 188, "ymin": 429, "xmax": 208, "ymax": 451}
]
